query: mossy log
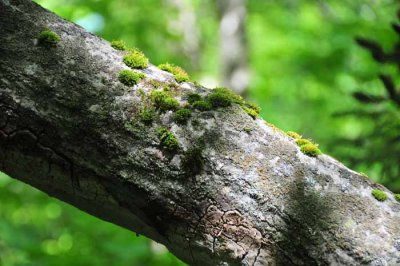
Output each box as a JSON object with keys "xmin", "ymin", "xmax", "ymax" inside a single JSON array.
[{"xmin": 1, "ymin": 0, "xmax": 400, "ymax": 265}]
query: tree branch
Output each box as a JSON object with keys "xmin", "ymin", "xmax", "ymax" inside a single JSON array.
[{"xmin": 1, "ymin": 0, "xmax": 400, "ymax": 265}]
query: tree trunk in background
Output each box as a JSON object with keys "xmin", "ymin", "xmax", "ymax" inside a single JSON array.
[
  {"xmin": 166, "ymin": 0, "xmax": 200, "ymax": 71},
  {"xmin": 1, "ymin": 0, "xmax": 400, "ymax": 265},
  {"xmin": 217, "ymin": 0, "xmax": 250, "ymax": 95}
]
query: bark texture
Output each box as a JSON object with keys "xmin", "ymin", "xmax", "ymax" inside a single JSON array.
[{"xmin": 1, "ymin": 1, "xmax": 400, "ymax": 265}]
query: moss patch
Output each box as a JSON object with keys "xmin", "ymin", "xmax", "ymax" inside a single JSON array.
[
  {"xmin": 207, "ymin": 87, "xmax": 244, "ymax": 108},
  {"xmin": 158, "ymin": 63, "xmax": 190, "ymax": 83},
  {"xmin": 395, "ymin": 194, "xmax": 400, "ymax": 202},
  {"xmin": 295, "ymin": 139, "xmax": 313, "ymax": 146},
  {"xmin": 300, "ymin": 143, "xmax": 322, "ymax": 157},
  {"xmin": 287, "ymin": 131, "xmax": 302, "ymax": 139},
  {"xmin": 38, "ymin": 30, "xmax": 60, "ymax": 46},
  {"xmin": 111, "ymin": 40, "xmax": 127, "ymax": 51},
  {"xmin": 123, "ymin": 48, "xmax": 149, "ymax": 69},
  {"xmin": 173, "ymin": 108, "xmax": 192, "ymax": 125},
  {"xmin": 243, "ymin": 102, "xmax": 261, "ymax": 119},
  {"xmin": 186, "ymin": 93, "xmax": 202, "ymax": 104},
  {"xmin": 158, "ymin": 127, "xmax": 179, "ymax": 151},
  {"xmin": 150, "ymin": 90, "xmax": 179, "ymax": 112},
  {"xmin": 371, "ymin": 189, "xmax": 388, "ymax": 201},
  {"xmin": 139, "ymin": 109, "xmax": 154, "ymax": 125},
  {"xmin": 192, "ymin": 100, "xmax": 211, "ymax": 111},
  {"xmin": 118, "ymin": 70, "xmax": 145, "ymax": 86}
]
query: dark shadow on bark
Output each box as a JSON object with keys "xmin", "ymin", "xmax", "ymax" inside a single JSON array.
[{"xmin": 275, "ymin": 176, "xmax": 335, "ymax": 265}]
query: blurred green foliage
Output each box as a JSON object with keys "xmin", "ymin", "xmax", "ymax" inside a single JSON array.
[
  {"xmin": 1, "ymin": 0, "xmax": 399, "ymax": 265},
  {"xmin": 0, "ymin": 172, "xmax": 185, "ymax": 266}
]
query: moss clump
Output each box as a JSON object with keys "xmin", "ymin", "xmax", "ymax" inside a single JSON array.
[
  {"xmin": 123, "ymin": 48, "xmax": 149, "ymax": 69},
  {"xmin": 371, "ymin": 189, "xmax": 388, "ymax": 201},
  {"xmin": 150, "ymin": 90, "xmax": 179, "ymax": 112},
  {"xmin": 181, "ymin": 146, "xmax": 204, "ymax": 176},
  {"xmin": 186, "ymin": 93, "xmax": 202, "ymax": 104},
  {"xmin": 295, "ymin": 138, "xmax": 313, "ymax": 146},
  {"xmin": 192, "ymin": 100, "xmax": 212, "ymax": 111},
  {"xmin": 38, "ymin": 30, "xmax": 60, "ymax": 46},
  {"xmin": 207, "ymin": 87, "xmax": 244, "ymax": 108},
  {"xmin": 118, "ymin": 70, "xmax": 145, "ymax": 86},
  {"xmin": 243, "ymin": 102, "xmax": 261, "ymax": 118},
  {"xmin": 395, "ymin": 194, "xmax": 400, "ymax": 202},
  {"xmin": 173, "ymin": 108, "xmax": 192, "ymax": 124},
  {"xmin": 300, "ymin": 143, "xmax": 322, "ymax": 157},
  {"xmin": 243, "ymin": 106, "xmax": 258, "ymax": 119},
  {"xmin": 295, "ymin": 137, "xmax": 322, "ymax": 157},
  {"xmin": 139, "ymin": 109, "xmax": 154, "ymax": 125},
  {"xmin": 111, "ymin": 40, "xmax": 127, "ymax": 51},
  {"xmin": 158, "ymin": 63, "xmax": 190, "ymax": 83},
  {"xmin": 287, "ymin": 131, "xmax": 302, "ymax": 139},
  {"xmin": 157, "ymin": 127, "xmax": 179, "ymax": 151}
]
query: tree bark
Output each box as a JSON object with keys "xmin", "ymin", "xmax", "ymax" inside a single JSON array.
[{"xmin": 1, "ymin": 1, "xmax": 400, "ymax": 265}]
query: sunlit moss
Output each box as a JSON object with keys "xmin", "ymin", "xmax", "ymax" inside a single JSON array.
[
  {"xmin": 243, "ymin": 106, "xmax": 258, "ymax": 119},
  {"xmin": 110, "ymin": 40, "xmax": 127, "ymax": 51},
  {"xmin": 123, "ymin": 48, "xmax": 149, "ymax": 69},
  {"xmin": 118, "ymin": 70, "xmax": 145, "ymax": 86},
  {"xmin": 300, "ymin": 143, "xmax": 322, "ymax": 157},
  {"xmin": 287, "ymin": 131, "xmax": 302, "ymax": 139},
  {"xmin": 295, "ymin": 138, "xmax": 313, "ymax": 146},
  {"xmin": 158, "ymin": 63, "xmax": 190, "ymax": 83},
  {"xmin": 243, "ymin": 102, "xmax": 261, "ymax": 118},
  {"xmin": 38, "ymin": 30, "xmax": 60, "ymax": 46},
  {"xmin": 371, "ymin": 189, "xmax": 388, "ymax": 201}
]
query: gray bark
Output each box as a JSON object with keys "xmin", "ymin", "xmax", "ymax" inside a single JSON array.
[{"xmin": 1, "ymin": 0, "xmax": 400, "ymax": 265}]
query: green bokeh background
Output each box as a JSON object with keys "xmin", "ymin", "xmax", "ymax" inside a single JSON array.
[{"xmin": 1, "ymin": 0, "xmax": 398, "ymax": 265}]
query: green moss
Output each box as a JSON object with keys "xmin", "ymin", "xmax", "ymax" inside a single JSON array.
[
  {"xmin": 395, "ymin": 194, "xmax": 400, "ymax": 202},
  {"xmin": 173, "ymin": 108, "xmax": 192, "ymax": 124},
  {"xmin": 243, "ymin": 106, "xmax": 258, "ymax": 119},
  {"xmin": 38, "ymin": 30, "xmax": 60, "ymax": 46},
  {"xmin": 181, "ymin": 146, "xmax": 204, "ymax": 176},
  {"xmin": 118, "ymin": 70, "xmax": 145, "ymax": 86},
  {"xmin": 295, "ymin": 138, "xmax": 313, "ymax": 146},
  {"xmin": 371, "ymin": 189, "xmax": 388, "ymax": 201},
  {"xmin": 207, "ymin": 87, "xmax": 244, "ymax": 108},
  {"xmin": 139, "ymin": 109, "xmax": 154, "ymax": 125},
  {"xmin": 150, "ymin": 90, "xmax": 180, "ymax": 112},
  {"xmin": 300, "ymin": 143, "xmax": 322, "ymax": 157},
  {"xmin": 287, "ymin": 131, "xmax": 302, "ymax": 139},
  {"xmin": 244, "ymin": 102, "xmax": 261, "ymax": 114},
  {"xmin": 186, "ymin": 93, "xmax": 202, "ymax": 104},
  {"xmin": 123, "ymin": 48, "xmax": 149, "ymax": 69},
  {"xmin": 157, "ymin": 127, "xmax": 179, "ymax": 151},
  {"xmin": 192, "ymin": 100, "xmax": 211, "ymax": 111},
  {"xmin": 110, "ymin": 40, "xmax": 127, "ymax": 51},
  {"xmin": 158, "ymin": 63, "xmax": 190, "ymax": 83}
]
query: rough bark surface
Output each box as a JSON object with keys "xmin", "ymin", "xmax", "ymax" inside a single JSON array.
[{"xmin": 1, "ymin": 1, "xmax": 400, "ymax": 265}]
